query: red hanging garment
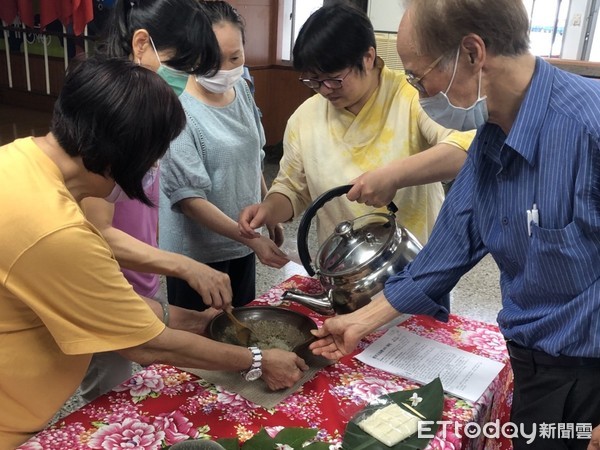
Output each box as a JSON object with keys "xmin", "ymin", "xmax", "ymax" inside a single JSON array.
[
  {"xmin": 0, "ymin": 0, "xmax": 18, "ymax": 25},
  {"xmin": 16, "ymin": 0, "xmax": 34, "ymax": 27},
  {"xmin": 72, "ymin": 0, "xmax": 93, "ymax": 35},
  {"xmin": 39, "ymin": 0, "xmax": 61, "ymax": 30}
]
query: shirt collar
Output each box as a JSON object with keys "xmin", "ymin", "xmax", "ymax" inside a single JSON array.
[{"xmin": 503, "ymin": 57, "xmax": 555, "ymax": 166}]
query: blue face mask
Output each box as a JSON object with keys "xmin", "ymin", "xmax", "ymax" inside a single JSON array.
[
  {"xmin": 150, "ymin": 37, "xmax": 189, "ymax": 96},
  {"xmin": 419, "ymin": 47, "xmax": 488, "ymax": 131}
]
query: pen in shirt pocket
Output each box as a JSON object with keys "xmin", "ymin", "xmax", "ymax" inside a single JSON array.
[{"xmin": 527, "ymin": 203, "xmax": 539, "ymax": 236}]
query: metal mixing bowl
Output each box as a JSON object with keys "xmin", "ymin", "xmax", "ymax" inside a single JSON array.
[{"xmin": 208, "ymin": 306, "xmax": 317, "ymax": 355}]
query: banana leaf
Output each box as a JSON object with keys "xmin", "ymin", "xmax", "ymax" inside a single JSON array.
[
  {"xmin": 216, "ymin": 427, "xmax": 330, "ymax": 450},
  {"xmin": 215, "ymin": 438, "xmax": 239, "ymax": 450},
  {"xmin": 342, "ymin": 377, "xmax": 444, "ymax": 450}
]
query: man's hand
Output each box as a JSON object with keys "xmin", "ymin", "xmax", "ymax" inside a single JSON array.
[
  {"xmin": 309, "ymin": 315, "xmax": 365, "ymax": 360},
  {"xmin": 588, "ymin": 424, "xmax": 600, "ymax": 450},
  {"xmin": 162, "ymin": 305, "xmax": 221, "ymax": 336},
  {"xmin": 309, "ymin": 292, "xmax": 399, "ymax": 360},
  {"xmin": 261, "ymin": 349, "xmax": 309, "ymax": 390}
]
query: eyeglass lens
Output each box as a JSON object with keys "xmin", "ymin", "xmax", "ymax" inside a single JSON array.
[
  {"xmin": 406, "ymin": 73, "xmax": 427, "ymax": 93},
  {"xmin": 299, "ymin": 69, "xmax": 351, "ymax": 90},
  {"xmin": 405, "ymin": 54, "xmax": 443, "ymax": 93},
  {"xmin": 301, "ymin": 78, "xmax": 344, "ymax": 89}
]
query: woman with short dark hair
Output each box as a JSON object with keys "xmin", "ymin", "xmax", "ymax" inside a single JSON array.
[
  {"xmin": 0, "ymin": 55, "xmax": 307, "ymax": 449},
  {"xmin": 51, "ymin": 57, "xmax": 185, "ymax": 203}
]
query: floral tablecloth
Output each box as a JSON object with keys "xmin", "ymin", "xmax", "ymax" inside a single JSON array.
[{"xmin": 19, "ymin": 275, "xmax": 513, "ymax": 450}]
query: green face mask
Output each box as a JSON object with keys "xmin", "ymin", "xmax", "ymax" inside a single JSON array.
[
  {"xmin": 150, "ymin": 36, "xmax": 189, "ymax": 96},
  {"xmin": 156, "ymin": 64, "xmax": 189, "ymax": 96}
]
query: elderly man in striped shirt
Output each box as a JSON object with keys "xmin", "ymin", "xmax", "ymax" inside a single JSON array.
[{"xmin": 310, "ymin": 1, "xmax": 600, "ymax": 449}]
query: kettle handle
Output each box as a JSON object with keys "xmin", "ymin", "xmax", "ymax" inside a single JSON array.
[{"xmin": 297, "ymin": 184, "xmax": 398, "ymax": 277}]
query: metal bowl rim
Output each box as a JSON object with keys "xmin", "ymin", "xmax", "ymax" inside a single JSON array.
[{"xmin": 207, "ymin": 305, "xmax": 318, "ymax": 343}]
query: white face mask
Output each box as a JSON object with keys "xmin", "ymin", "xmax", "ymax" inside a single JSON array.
[
  {"xmin": 104, "ymin": 183, "xmax": 128, "ymax": 203},
  {"xmin": 419, "ymin": 47, "xmax": 488, "ymax": 131},
  {"xmin": 195, "ymin": 65, "xmax": 244, "ymax": 94},
  {"xmin": 104, "ymin": 165, "xmax": 159, "ymax": 203}
]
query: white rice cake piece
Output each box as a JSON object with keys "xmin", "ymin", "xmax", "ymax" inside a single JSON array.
[{"xmin": 357, "ymin": 403, "xmax": 420, "ymax": 447}]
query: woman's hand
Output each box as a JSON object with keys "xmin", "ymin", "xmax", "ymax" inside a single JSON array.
[
  {"xmin": 267, "ymin": 222, "xmax": 285, "ymax": 247},
  {"xmin": 181, "ymin": 260, "xmax": 233, "ymax": 310},
  {"xmin": 246, "ymin": 235, "xmax": 289, "ymax": 268},
  {"xmin": 347, "ymin": 167, "xmax": 398, "ymax": 208},
  {"xmin": 238, "ymin": 203, "xmax": 267, "ymax": 239},
  {"xmin": 239, "ymin": 194, "xmax": 294, "ymax": 240}
]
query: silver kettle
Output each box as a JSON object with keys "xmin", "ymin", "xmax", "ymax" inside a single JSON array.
[{"xmin": 282, "ymin": 185, "xmax": 422, "ymax": 315}]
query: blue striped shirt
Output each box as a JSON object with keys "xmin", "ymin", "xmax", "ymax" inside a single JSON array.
[{"xmin": 383, "ymin": 57, "xmax": 600, "ymax": 357}]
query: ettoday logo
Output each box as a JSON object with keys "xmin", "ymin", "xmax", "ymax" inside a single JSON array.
[{"xmin": 418, "ymin": 420, "xmax": 593, "ymax": 444}]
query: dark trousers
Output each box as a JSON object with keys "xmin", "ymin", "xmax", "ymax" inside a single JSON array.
[
  {"xmin": 167, "ymin": 253, "xmax": 256, "ymax": 311},
  {"xmin": 507, "ymin": 341, "xmax": 600, "ymax": 450}
]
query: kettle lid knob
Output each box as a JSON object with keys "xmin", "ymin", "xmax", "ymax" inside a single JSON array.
[{"xmin": 334, "ymin": 221, "xmax": 354, "ymax": 239}]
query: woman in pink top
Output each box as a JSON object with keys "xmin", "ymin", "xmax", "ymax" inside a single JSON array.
[{"xmin": 79, "ymin": 0, "xmax": 233, "ymax": 402}]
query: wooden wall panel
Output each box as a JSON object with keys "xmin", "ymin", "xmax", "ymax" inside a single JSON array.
[
  {"xmin": 237, "ymin": 4, "xmax": 272, "ymax": 65},
  {"xmin": 545, "ymin": 58, "xmax": 600, "ymax": 78},
  {"xmin": 231, "ymin": 0, "xmax": 275, "ymax": 65},
  {"xmin": 252, "ymin": 66, "xmax": 313, "ymax": 146}
]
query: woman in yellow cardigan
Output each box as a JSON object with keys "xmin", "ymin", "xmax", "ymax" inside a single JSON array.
[{"xmin": 239, "ymin": 3, "xmax": 474, "ymax": 248}]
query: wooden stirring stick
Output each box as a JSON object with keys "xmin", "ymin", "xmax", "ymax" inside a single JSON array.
[{"xmin": 225, "ymin": 308, "xmax": 254, "ymax": 346}]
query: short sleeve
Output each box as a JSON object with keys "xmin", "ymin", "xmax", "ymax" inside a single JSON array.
[
  {"xmin": 160, "ymin": 121, "xmax": 212, "ymax": 211},
  {"xmin": 6, "ymin": 225, "xmax": 165, "ymax": 355}
]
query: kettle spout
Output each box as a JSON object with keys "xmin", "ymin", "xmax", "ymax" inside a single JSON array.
[{"xmin": 281, "ymin": 289, "xmax": 336, "ymax": 316}]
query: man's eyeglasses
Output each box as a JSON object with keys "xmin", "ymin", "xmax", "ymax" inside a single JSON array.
[
  {"xmin": 405, "ymin": 54, "xmax": 444, "ymax": 94},
  {"xmin": 299, "ymin": 68, "xmax": 352, "ymax": 90}
]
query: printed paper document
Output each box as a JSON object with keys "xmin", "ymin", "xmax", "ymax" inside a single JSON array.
[{"xmin": 356, "ymin": 327, "xmax": 505, "ymax": 402}]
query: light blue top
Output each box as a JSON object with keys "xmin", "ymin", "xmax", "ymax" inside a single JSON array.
[
  {"xmin": 159, "ymin": 79, "xmax": 265, "ymax": 263},
  {"xmin": 383, "ymin": 57, "xmax": 600, "ymax": 358}
]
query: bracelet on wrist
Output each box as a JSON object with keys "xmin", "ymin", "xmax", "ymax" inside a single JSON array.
[{"xmin": 161, "ymin": 302, "xmax": 170, "ymax": 327}]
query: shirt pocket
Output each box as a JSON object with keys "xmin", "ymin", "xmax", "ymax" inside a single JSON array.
[{"xmin": 523, "ymin": 221, "xmax": 600, "ymax": 299}]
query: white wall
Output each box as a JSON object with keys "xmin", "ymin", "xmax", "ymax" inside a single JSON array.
[
  {"xmin": 562, "ymin": 0, "xmax": 593, "ymax": 59},
  {"xmin": 587, "ymin": 0, "xmax": 600, "ymax": 60},
  {"xmin": 368, "ymin": 0, "xmax": 405, "ymax": 33}
]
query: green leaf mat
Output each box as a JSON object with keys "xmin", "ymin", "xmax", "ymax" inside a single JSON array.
[{"xmin": 342, "ymin": 377, "xmax": 444, "ymax": 450}]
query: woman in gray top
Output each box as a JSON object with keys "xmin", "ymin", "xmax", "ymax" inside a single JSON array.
[{"xmin": 159, "ymin": 0, "xmax": 288, "ymax": 311}]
